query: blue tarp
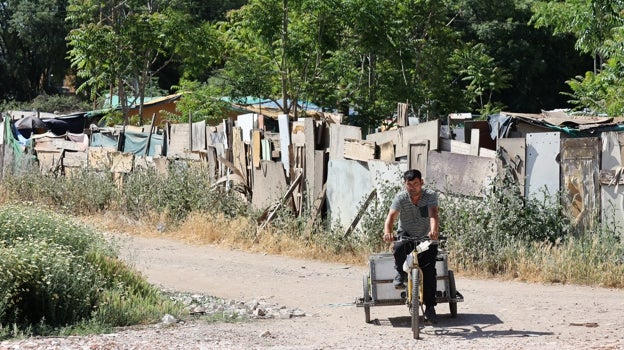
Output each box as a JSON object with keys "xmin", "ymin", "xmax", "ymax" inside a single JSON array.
[
  {"xmin": 123, "ymin": 131, "xmax": 163, "ymax": 157},
  {"xmin": 90, "ymin": 133, "xmax": 118, "ymax": 149}
]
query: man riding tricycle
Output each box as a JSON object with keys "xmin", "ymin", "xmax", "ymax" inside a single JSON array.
[{"xmin": 355, "ymin": 169, "xmax": 464, "ymax": 339}]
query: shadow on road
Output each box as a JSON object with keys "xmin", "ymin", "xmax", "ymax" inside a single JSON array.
[{"xmin": 369, "ymin": 313, "xmax": 554, "ymax": 340}]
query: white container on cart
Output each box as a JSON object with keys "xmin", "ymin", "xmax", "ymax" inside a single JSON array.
[{"xmin": 368, "ymin": 253, "xmax": 403, "ymax": 301}]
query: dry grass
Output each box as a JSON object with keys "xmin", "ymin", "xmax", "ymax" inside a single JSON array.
[
  {"xmin": 70, "ymin": 210, "xmax": 624, "ymax": 289},
  {"xmin": 81, "ymin": 211, "xmax": 369, "ymax": 267}
]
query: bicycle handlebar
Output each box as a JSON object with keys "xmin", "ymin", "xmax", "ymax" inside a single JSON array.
[{"xmin": 393, "ymin": 234, "xmax": 447, "ymax": 243}]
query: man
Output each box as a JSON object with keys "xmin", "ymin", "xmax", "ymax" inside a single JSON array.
[{"xmin": 383, "ymin": 169, "xmax": 440, "ymax": 324}]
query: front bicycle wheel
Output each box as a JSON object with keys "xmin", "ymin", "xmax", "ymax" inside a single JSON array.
[{"xmin": 410, "ymin": 269, "xmax": 420, "ymax": 339}]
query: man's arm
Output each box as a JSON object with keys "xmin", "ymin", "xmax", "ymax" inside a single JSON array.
[
  {"xmin": 383, "ymin": 208, "xmax": 399, "ymax": 242},
  {"xmin": 428, "ymin": 205, "xmax": 439, "ymax": 240}
]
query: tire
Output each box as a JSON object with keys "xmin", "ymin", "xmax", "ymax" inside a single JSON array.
[
  {"xmin": 363, "ymin": 273, "xmax": 371, "ymax": 323},
  {"xmin": 448, "ymin": 270, "xmax": 458, "ymax": 318},
  {"xmin": 410, "ymin": 268, "xmax": 420, "ymax": 339}
]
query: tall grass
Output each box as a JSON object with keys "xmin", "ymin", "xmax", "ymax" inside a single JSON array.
[{"xmin": 0, "ymin": 204, "xmax": 184, "ymax": 339}]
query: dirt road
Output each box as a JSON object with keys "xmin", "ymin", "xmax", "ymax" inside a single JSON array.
[{"xmin": 113, "ymin": 234, "xmax": 623, "ymax": 350}]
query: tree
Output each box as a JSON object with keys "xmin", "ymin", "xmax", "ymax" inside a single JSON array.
[
  {"xmin": 531, "ymin": 0, "xmax": 624, "ymax": 114},
  {"xmin": 531, "ymin": 0, "xmax": 624, "ymax": 73},
  {"xmin": 66, "ymin": 0, "xmax": 220, "ymax": 124},
  {"xmin": 0, "ymin": 0, "xmax": 70, "ymax": 101},
  {"xmin": 218, "ymin": 0, "xmax": 471, "ymax": 130},
  {"xmin": 452, "ymin": 43, "xmax": 511, "ymax": 115}
]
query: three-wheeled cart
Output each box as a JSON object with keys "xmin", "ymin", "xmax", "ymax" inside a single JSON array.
[{"xmin": 355, "ymin": 248, "xmax": 464, "ymax": 324}]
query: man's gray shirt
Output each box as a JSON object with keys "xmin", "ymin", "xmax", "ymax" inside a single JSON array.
[{"xmin": 390, "ymin": 188, "xmax": 438, "ymax": 240}]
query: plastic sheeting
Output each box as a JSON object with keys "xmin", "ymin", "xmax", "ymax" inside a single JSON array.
[
  {"xmin": 123, "ymin": 131, "xmax": 163, "ymax": 157},
  {"xmin": 91, "ymin": 133, "xmax": 118, "ymax": 149}
]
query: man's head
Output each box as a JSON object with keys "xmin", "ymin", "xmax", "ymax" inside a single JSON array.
[
  {"xmin": 403, "ymin": 169, "xmax": 422, "ymax": 181},
  {"xmin": 403, "ymin": 169, "xmax": 424, "ymax": 194}
]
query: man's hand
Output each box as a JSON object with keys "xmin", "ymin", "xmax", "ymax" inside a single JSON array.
[
  {"xmin": 383, "ymin": 232, "xmax": 394, "ymax": 242},
  {"xmin": 428, "ymin": 231, "xmax": 439, "ymax": 240}
]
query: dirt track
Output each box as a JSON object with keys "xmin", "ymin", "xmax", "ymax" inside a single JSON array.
[
  {"xmin": 2, "ymin": 233, "xmax": 622, "ymax": 349},
  {"xmin": 113, "ymin": 234, "xmax": 624, "ymax": 350}
]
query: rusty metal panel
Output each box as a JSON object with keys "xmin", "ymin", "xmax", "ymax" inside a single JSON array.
[
  {"xmin": 601, "ymin": 132, "xmax": 624, "ymax": 237},
  {"xmin": 498, "ymin": 138, "xmax": 526, "ymax": 196},
  {"xmin": 526, "ymin": 132, "xmax": 560, "ymax": 201},
  {"xmin": 426, "ymin": 151, "xmax": 496, "ymax": 197},
  {"xmin": 561, "ymin": 137, "xmax": 601, "ymax": 233}
]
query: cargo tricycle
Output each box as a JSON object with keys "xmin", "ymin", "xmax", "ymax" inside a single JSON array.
[{"xmin": 355, "ymin": 237, "xmax": 463, "ymax": 339}]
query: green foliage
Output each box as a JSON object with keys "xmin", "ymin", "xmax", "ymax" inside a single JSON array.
[
  {"xmin": 118, "ymin": 163, "xmax": 249, "ymax": 223},
  {"xmin": 65, "ymin": 0, "xmax": 220, "ymax": 121},
  {"xmin": 452, "ymin": 43, "xmax": 511, "ymax": 115},
  {"xmin": 167, "ymin": 80, "xmax": 231, "ymax": 124},
  {"xmin": 531, "ymin": 0, "xmax": 624, "ymax": 56},
  {"xmin": 0, "ymin": 204, "xmax": 107, "ymax": 333},
  {"xmin": 2, "ymin": 160, "xmax": 250, "ymax": 228},
  {"xmin": 564, "ymin": 27, "xmax": 624, "ymax": 115},
  {"xmin": 87, "ymin": 251, "xmax": 184, "ymax": 326},
  {"xmin": 0, "ymin": 204, "xmax": 184, "ymax": 339},
  {"xmin": 30, "ymin": 94, "xmax": 91, "ymax": 114},
  {"xmin": 356, "ymin": 175, "xmax": 402, "ymax": 252},
  {"xmin": 0, "ymin": 240, "xmax": 102, "ymax": 330},
  {"xmin": 439, "ymin": 175, "xmax": 570, "ymax": 274},
  {"xmin": 0, "ymin": 203, "xmax": 112, "ymax": 255},
  {"xmin": 3, "ymin": 168, "xmax": 116, "ymax": 215},
  {"xmin": 0, "ymin": 0, "xmax": 71, "ymax": 101}
]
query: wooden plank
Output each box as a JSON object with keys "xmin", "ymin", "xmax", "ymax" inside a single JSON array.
[
  {"xmin": 379, "ymin": 141, "xmax": 395, "ymax": 162},
  {"xmin": 110, "ymin": 151, "xmax": 134, "ymax": 173},
  {"xmin": 304, "ymin": 118, "xmax": 316, "ymax": 215},
  {"xmin": 344, "ymin": 188, "xmax": 377, "ymax": 237},
  {"xmin": 256, "ymin": 172, "xmax": 303, "ymax": 238},
  {"xmin": 343, "ymin": 138, "xmax": 376, "ymax": 161},
  {"xmin": 498, "ymin": 137, "xmax": 526, "ymax": 195},
  {"xmin": 37, "ymin": 151, "xmax": 62, "ymax": 174},
  {"xmin": 232, "ymin": 127, "xmax": 247, "ymax": 183},
  {"xmin": 252, "ymin": 129, "xmax": 261, "ymax": 168},
  {"xmin": 145, "ymin": 112, "xmax": 156, "ymax": 154},
  {"xmin": 407, "ymin": 140, "xmax": 429, "ymax": 178},
  {"xmin": 450, "ymin": 140, "xmax": 471, "ymax": 155},
  {"xmin": 329, "ymin": 124, "xmax": 362, "ymax": 160},
  {"xmin": 261, "ymin": 139, "xmax": 272, "ymax": 160},
  {"xmin": 427, "ymin": 150, "xmax": 496, "ymax": 197},
  {"xmin": 600, "ymin": 169, "xmax": 624, "ymax": 185},
  {"xmin": 367, "ymin": 119, "xmax": 439, "ymax": 157},
  {"xmin": 397, "ymin": 102, "xmax": 409, "ymax": 127},
  {"xmin": 470, "ymin": 128, "xmax": 480, "ymax": 156},
  {"xmin": 291, "ymin": 120, "xmax": 305, "ymax": 145},
  {"xmin": 479, "ymin": 148, "xmax": 497, "ymax": 158},
  {"xmin": 52, "ymin": 139, "xmax": 86, "ymax": 152},
  {"xmin": 62, "ymin": 151, "xmax": 88, "ymax": 168},
  {"xmin": 304, "ymin": 183, "xmax": 327, "ymax": 237},
  {"xmin": 278, "ymin": 114, "xmax": 291, "ymax": 175},
  {"xmin": 217, "ymin": 155, "xmax": 246, "ymax": 180}
]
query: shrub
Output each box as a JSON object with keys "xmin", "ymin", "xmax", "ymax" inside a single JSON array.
[
  {"xmin": 0, "ymin": 240, "xmax": 102, "ymax": 329},
  {"xmin": 0, "ymin": 204, "xmax": 184, "ymax": 339},
  {"xmin": 0, "ymin": 203, "xmax": 112, "ymax": 256}
]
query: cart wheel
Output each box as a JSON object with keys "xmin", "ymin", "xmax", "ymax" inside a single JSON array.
[
  {"xmin": 363, "ymin": 273, "xmax": 371, "ymax": 323},
  {"xmin": 410, "ymin": 269, "xmax": 420, "ymax": 339},
  {"xmin": 448, "ymin": 270, "xmax": 458, "ymax": 318}
]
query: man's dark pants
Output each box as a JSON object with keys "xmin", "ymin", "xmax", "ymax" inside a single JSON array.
[{"xmin": 393, "ymin": 238, "xmax": 438, "ymax": 307}]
